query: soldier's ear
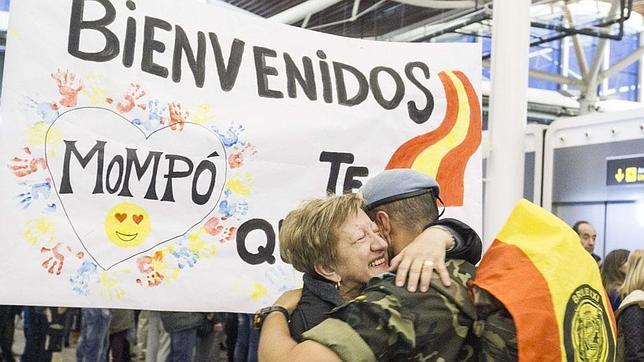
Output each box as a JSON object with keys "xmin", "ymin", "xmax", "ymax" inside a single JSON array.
[
  {"xmin": 314, "ymin": 263, "xmax": 340, "ymax": 284},
  {"xmin": 375, "ymin": 211, "xmax": 391, "ymax": 236}
]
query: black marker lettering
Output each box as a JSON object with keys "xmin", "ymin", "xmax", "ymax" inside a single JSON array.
[
  {"xmin": 68, "ymin": 0, "xmax": 119, "ymax": 62},
  {"xmin": 405, "ymin": 62, "xmax": 434, "ymax": 124},
  {"xmin": 141, "ymin": 16, "xmax": 171, "ymax": 78},
  {"xmin": 253, "ymin": 46, "xmax": 283, "ymax": 99},
  {"xmin": 236, "ymin": 219, "xmax": 276, "ymax": 265}
]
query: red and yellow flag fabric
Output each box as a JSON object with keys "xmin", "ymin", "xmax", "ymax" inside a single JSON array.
[
  {"xmin": 474, "ymin": 200, "xmax": 616, "ymax": 361},
  {"xmin": 386, "ymin": 70, "xmax": 481, "ymax": 206}
]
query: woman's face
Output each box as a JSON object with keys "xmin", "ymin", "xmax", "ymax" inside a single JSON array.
[{"xmin": 333, "ymin": 209, "xmax": 390, "ymax": 290}]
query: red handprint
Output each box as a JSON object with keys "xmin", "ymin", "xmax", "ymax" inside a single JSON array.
[
  {"xmin": 228, "ymin": 144, "xmax": 257, "ymax": 169},
  {"xmin": 51, "ymin": 69, "xmax": 83, "ymax": 108},
  {"xmin": 115, "ymin": 83, "xmax": 147, "ymax": 113},
  {"xmin": 167, "ymin": 102, "xmax": 188, "ymax": 131},
  {"xmin": 221, "ymin": 226, "xmax": 237, "ymax": 243},
  {"xmin": 204, "ymin": 216, "xmax": 228, "ymax": 236},
  {"xmin": 41, "ymin": 243, "xmax": 71, "ymax": 275},
  {"xmin": 135, "ymin": 251, "xmax": 165, "ymax": 287},
  {"xmin": 9, "ymin": 147, "xmax": 47, "ymax": 177}
]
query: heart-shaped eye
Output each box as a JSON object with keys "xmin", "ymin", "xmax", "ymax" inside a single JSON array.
[
  {"xmin": 115, "ymin": 213, "xmax": 127, "ymax": 223},
  {"xmin": 132, "ymin": 214, "xmax": 144, "ymax": 224}
]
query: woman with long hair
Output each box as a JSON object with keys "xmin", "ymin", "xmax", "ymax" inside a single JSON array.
[
  {"xmin": 601, "ymin": 249, "xmax": 630, "ymax": 310},
  {"xmin": 615, "ymin": 249, "xmax": 644, "ymax": 361}
]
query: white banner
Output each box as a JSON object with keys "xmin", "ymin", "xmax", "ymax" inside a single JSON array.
[{"xmin": 0, "ymin": 0, "xmax": 481, "ymax": 312}]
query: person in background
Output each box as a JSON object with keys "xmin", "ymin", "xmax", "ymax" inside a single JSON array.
[
  {"xmin": 145, "ymin": 311, "xmax": 170, "ymax": 362},
  {"xmin": 225, "ymin": 313, "xmax": 238, "ymax": 362},
  {"xmin": 62, "ymin": 308, "xmax": 79, "ymax": 348},
  {"xmin": 572, "ymin": 220, "xmax": 601, "ymax": 263},
  {"xmin": 22, "ymin": 306, "xmax": 50, "ymax": 362},
  {"xmin": 0, "ymin": 305, "xmax": 20, "ymax": 362},
  {"xmin": 159, "ymin": 311, "xmax": 205, "ymax": 362},
  {"xmin": 109, "ymin": 309, "xmax": 134, "ymax": 362},
  {"xmin": 601, "ymin": 249, "xmax": 630, "ymax": 311},
  {"xmin": 76, "ymin": 308, "xmax": 112, "ymax": 362},
  {"xmin": 234, "ymin": 313, "xmax": 259, "ymax": 362},
  {"xmin": 136, "ymin": 310, "xmax": 149, "ymax": 360},
  {"xmin": 195, "ymin": 313, "xmax": 226, "ymax": 361},
  {"xmin": 615, "ymin": 249, "xmax": 644, "ymax": 361},
  {"xmin": 46, "ymin": 307, "xmax": 67, "ymax": 361}
]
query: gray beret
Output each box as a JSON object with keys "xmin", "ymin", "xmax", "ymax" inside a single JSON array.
[{"xmin": 362, "ymin": 169, "xmax": 440, "ymax": 210}]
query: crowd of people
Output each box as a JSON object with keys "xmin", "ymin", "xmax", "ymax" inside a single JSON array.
[
  {"xmin": 0, "ymin": 169, "xmax": 642, "ymax": 362},
  {"xmin": 0, "ymin": 308, "xmax": 256, "ymax": 361}
]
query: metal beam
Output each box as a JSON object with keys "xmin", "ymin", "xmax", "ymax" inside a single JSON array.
[
  {"xmin": 580, "ymin": 0, "xmax": 620, "ymax": 114},
  {"xmin": 599, "ymin": 45, "xmax": 644, "ymax": 81},
  {"xmin": 205, "ymin": 0, "xmax": 260, "ymax": 17},
  {"xmin": 483, "ymin": 59, "xmax": 583, "ymax": 86},
  {"xmin": 374, "ymin": 7, "xmax": 485, "ymax": 41},
  {"xmin": 269, "ymin": 0, "xmax": 342, "ymax": 24},
  {"xmin": 393, "ymin": 0, "xmax": 476, "ymax": 8},
  {"xmin": 529, "ymin": 70, "xmax": 584, "ymax": 86},
  {"xmin": 563, "ymin": 3, "xmax": 588, "ymax": 78},
  {"xmin": 351, "ymin": 0, "xmax": 361, "ymax": 20}
]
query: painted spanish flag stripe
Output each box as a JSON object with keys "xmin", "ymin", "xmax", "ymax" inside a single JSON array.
[
  {"xmin": 386, "ymin": 70, "xmax": 481, "ymax": 206},
  {"xmin": 433, "ymin": 71, "xmax": 481, "ymax": 205},
  {"xmin": 474, "ymin": 200, "xmax": 617, "ymax": 361},
  {"xmin": 386, "ymin": 71, "xmax": 459, "ymax": 169}
]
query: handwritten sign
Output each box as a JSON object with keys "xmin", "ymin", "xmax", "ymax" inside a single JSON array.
[{"xmin": 0, "ymin": 0, "xmax": 481, "ymax": 312}]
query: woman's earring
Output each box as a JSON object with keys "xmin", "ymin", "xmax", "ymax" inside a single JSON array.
[{"xmin": 335, "ymin": 279, "xmax": 342, "ymax": 290}]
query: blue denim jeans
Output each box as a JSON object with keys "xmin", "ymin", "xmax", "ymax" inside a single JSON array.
[
  {"xmin": 167, "ymin": 328, "xmax": 197, "ymax": 362},
  {"xmin": 76, "ymin": 308, "xmax": 111, "ymax": 362},
  {"xmin": 234, "ymin": 313, "xmax": 258, "ymax": 362}
]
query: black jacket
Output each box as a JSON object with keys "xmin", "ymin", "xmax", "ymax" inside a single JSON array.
[
  {"xmin": 429, "ymin": 218, "xmax": 482, "ymax": 265},
  {"xmin": 289, "ymin": 273, "xmax": 344, "ymax": 342}
]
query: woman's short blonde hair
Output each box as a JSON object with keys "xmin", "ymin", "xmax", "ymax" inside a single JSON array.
[
  {"xmin": 280, "ymin": 193, "xmax": 364, "ymax": 276},
  {"xmin": 619, "ymin": 249, "xmax": 644, "ymax": 297}
]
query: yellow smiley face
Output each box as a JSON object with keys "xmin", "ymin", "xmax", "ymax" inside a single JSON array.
[{"xmin": 104, "ymin": 202, "xmax": 151, "ymax": 248}]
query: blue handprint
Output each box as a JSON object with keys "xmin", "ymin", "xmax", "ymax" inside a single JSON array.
[
  {"xmin": 70, "ymin": 260, "xmax": 99, "ymax": 296},
  {"xmin": 171, "ymin": 246, "xmax": 197, "ymax": 269},
  {"xmin": 26, "ymin": 97, "xmax": 59, "ymax": 124},
  {"xmin": 213, "ymin": 124, "xmax": 244, "ymax": 148},
  {"xmin": 17, "ymin": 181, "xmax": 52, "ymax": 209},
  {"xmin": 235, "ymin": 201, "xmax": 249, "ymax": 218},
  {"xmin": 133, "ymin": 99, "xmax": 167, "ymax": 131},
  {"xmin": 218, "ymin": 200, "xmax": 235, "ymax": 218},
  {"xmin": 265, "ymin": 265, "xmax": 301, "ymax": 293}
]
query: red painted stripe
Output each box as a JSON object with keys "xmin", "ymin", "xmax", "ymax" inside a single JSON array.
[
  {"xmin": 386, "ymin": 71, "xmax": 458, "ymax": 169},
  {"xmin": 434, "ymin": 71, "xmax": 481, "ymax": 206},
  {"xmin": 474, "ymin": 240, "xmax": 561, "ymax": 361}
]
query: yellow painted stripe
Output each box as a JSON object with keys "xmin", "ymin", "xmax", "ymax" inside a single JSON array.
[
  {"xmin": 411, "ymin": 71, "xmax": 470, "ymax": 175},
  {"xmin": 495, "ymin": 200, "xmax": 613, "ymax": 360}
]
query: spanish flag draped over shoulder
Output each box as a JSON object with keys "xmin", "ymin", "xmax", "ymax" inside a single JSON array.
[{"xmin": 474, "ymin": 200, "xmax": 616, "ymax": 361}]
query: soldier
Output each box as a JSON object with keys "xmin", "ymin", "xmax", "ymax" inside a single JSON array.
[{"xmin": 258, "ymin": 169, "xmax": 480, "ymax": 361}]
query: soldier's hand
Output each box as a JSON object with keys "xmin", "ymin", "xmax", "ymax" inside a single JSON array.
[
  {"xmin": 273, "ymin": 288, "xmax": 303, "ymax": 314},
  {"xmin": 389, "ymin": 226, "xmax": 452, "ymax": 292}
]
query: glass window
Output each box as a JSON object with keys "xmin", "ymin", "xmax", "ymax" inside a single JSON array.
[{"xmin": 606, "ymin": 33, "xmax": 639, "ymax": 101}]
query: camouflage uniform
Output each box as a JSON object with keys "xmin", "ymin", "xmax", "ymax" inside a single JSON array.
[
  {"xmin": 469, "ymin": 286, "xmax": 518, "ymax": 361},
  {"xmin": 302, "ymin": 259, "xmax": 477, "ymax": 361}
]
